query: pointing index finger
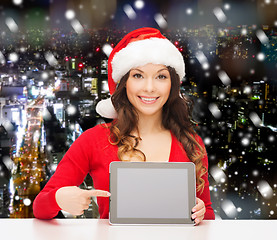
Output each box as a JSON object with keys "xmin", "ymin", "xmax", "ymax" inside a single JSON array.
[{"xmin": 85, "ymin": 189, "xmax": 111, "ymax": 197}]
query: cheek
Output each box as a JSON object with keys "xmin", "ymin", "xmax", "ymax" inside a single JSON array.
[
  {"xmin": 126, "ymin": 81, "xmax": 136, "ymax": 101},
  {"xmin": 163, "ymin": 82, "xmax": 171, "ymax": 98}
]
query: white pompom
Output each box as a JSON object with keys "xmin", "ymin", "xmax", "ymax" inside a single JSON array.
[{"xmin": 96, "ymin": 98, "xmax": 118, "ymax": 119}]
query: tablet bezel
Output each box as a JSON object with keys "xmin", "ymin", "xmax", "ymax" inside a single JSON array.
[{"xmin": 109, "ymin": 162, "xmax": 196, "ymax": 225}]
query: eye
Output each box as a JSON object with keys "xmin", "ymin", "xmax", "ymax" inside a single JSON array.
[
  {"xmin": 157, "ymin": 74, "xmax": 167, "ymax": 79},
  {"xmin": 133, "ymin": 73, "xmax": 143, "ymax": 79}
]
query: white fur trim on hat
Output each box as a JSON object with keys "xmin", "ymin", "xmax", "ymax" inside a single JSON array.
[
  {"xmin": 111, "ymin": 37, "xmax": 185, "ymax": 83},
  {"xmin": 96, "ymin": 98, "xmax": 118, "ymax": 119}
]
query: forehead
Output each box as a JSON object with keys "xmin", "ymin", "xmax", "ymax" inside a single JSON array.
[{"xmin": 130, "ymin": 63, "xmax": 168, "ymax": 72}]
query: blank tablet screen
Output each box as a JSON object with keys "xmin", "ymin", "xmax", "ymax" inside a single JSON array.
[{"xmin": 117, "ymin": 168, "xmax": 189, "ymax": 219}]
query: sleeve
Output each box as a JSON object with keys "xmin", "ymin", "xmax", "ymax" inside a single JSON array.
[
  {"xmin": 195, "ymin": 135, "xmax": 215, "ymax": 220},
  {"xmin": 33, "ymin": 129, "xmax": 93, "ymax": 219}
]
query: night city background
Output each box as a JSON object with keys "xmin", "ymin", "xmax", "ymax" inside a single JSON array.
[{"xmin": 0, "ymin": 0, "xmax": 276, "ymax": 220}]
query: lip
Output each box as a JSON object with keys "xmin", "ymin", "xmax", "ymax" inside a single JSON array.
[{"xmin": 138, "ymin": 96, "xmax": 159, "ymax": 104}]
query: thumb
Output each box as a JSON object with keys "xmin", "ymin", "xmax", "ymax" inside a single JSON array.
[{"xmin": 84, "ymin": 189, "xmax": 111, "ymax": 197}]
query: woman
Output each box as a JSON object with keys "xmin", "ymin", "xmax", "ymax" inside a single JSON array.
[{"xmin": 33, "ymin": 27, "xmax": 215, "ymax": 224}]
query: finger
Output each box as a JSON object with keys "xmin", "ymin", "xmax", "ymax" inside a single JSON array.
[
  {"xmin": 192, "ymin": 198, "xmax": 204, "ymax": 212},
  {"xmin": 82, "ymin": 203, "xmax": 90, "ymax": 210},
  {"xmin": 192, "ymin": 211, "xmax": 205, "ymax": 221},
  {"xmin": 85, "ymin": 189, "xmax": 111, "ymax": 197},
  {"xmin": 73, "ymin": 210, "xmax": 84, "ymax": 216},
  {"xmin": 81, "ymin": 198, "xmax": 91, "ymax": 205},
  {"xmin": 194, "ymin": 218, "xmax": 202, "ymax": 225},
  {"xmin": 191, "ymin": 207, "xmax": 206, "ymax": 220}
]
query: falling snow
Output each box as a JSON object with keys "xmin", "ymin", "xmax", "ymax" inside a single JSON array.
[
  {"xmin": 44, "ymin": 52, "xmax": 58, "ymax": 66},
  {"xmin": 256, "ymin": 30, "xmax": 269, "ymax": 45},
  {"xmin": 154, "ymin": 13, "xmax": 167, "ymax": 29},
  {"xmin": 8, "ymin": 53, "xmax": 19, "ymax": 63},
  {"xmin": 213, "ymin": 7, "xmax": 227, "ymax": 23},
  {"xmin": 5, "ymin": 17, "xmax": 19, "ymax": 33},
  {"xmin": 218, "ymin": 71, "xmax": 231, "ymax": 86},
  {"xmin": 195, "ymin": 51, "xmax": 209, "ymax": 70},
  {"xmin": 134, "ymin": 0, "xmax": 145, "ymax": 10},
  {"xmin": 65, "ymin": 9, "xmax": 76, "ymax": 20},
  {"xmin": 71, "ymin": 19, "xmax": 84, "ymax": 34},
  {"xmin": 209, "ymin": 103, "xmax": 222, "ymax": 118},
  {"xmin": 102, "ymin": 44, "xmax": 113, "ymax": 57},
  {"xmin": 257, "ymin": 181, "xmax": 273, "ymax": 199},
  {"xmin": 249, "ymin": 112, "xmax": 262, "ymax": 127},
  {"xmin": 123, "ymin": 4, "xmax": 136, "ymax": 20},
  {"xmin": 221, "ymin": 199, "xmax": 237, "ymax": 218},
  {"xmin": 12, "ymin": 0, "xmax": 23, "ymax": 5},
  {"xmin": 0, "ymin": 0, "xmax": 276, "ymax": 220}
]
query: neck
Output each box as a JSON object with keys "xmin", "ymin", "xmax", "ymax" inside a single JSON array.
[{"xmin": 136, "ymin": 112, "xmax": 165, "ymax": 136}]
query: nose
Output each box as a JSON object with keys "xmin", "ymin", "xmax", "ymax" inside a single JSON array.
[{"xmin": 143, "ymin": 77, "xmax": 155, "ymax": 93}]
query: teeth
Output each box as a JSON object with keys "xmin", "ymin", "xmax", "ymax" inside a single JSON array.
[{"xmin": 140, "ymin": 97, "xmax": 157, "ymax": 101}]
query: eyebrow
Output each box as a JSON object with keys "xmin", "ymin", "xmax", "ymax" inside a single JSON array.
[{"xmin": 131, "ymin": 68, "xmax": 169, "ymax": 73}]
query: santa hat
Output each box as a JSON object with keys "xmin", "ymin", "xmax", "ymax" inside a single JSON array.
[{"xmin": 96, "ymin": 27, "xmax": 185, "ymax": 119}]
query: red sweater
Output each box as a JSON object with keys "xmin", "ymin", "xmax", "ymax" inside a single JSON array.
[{"xmin": 33, "ymin": 124, "xmax": 215, "ymax": 220}]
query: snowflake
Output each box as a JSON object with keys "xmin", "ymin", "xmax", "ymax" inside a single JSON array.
[
  {"xmin": 252, "ymin": 170, "xmax": 259, "ymax": 177},
  {"xmin": 186, "ymin": 8, "xmax": 193, "ymax": 15},
  {"xmin": 243, "ymin": 86, "xmax": 252, "ymax": 95},
  {"xmin": 0, "ymin": 51, "xmax": 5, "ymax": 65},
  {"xmin": 134, "ymin": 0, "xmax": 145, "ymax": 10},
  {"xmin": 8, "ymin": 52, "xmax": 19, "ymax": 62},
  {"xmin": 5, "ymin": 17, "xmax": 18, "ymax": 33},
  {"xmin": 241, "ymin": 137, "xmax": 250, "ymax": 146},
  {"xmin": 41, "ymin": 72, "xmax": 49, "ymax": 80},
  {"xmin": 2, "ymin": 156, "xmax": 13, "ymax": 170},
  {"xmin": 210, "ymin": 166, "xmax": 227, "ymax": 183},
  {"xmin": 23, "ymin": 198, "xmax": 32, "ymax": 206},
  {"xmin": 45, "ymin": 52, "xmax": 59, "ymax": 66},
  {"xmin": 257, "ymin": 180, "xmax": 273, "ymax": 199},
  {"xmin": 221, "ymin": 199, "xmax": 237, "ymax": 218},
  {"xmin": 13, "ymin": 0, "xmax": 23, "ymax": 6},
  {"xmin": 256, "ymin": 30, "xmax": 269, "ymax": 45},
  {"xmin": 154, "ymin": 13, "xmax": 167, "ymax": 29},
  {"xmin": 224, "ymin": 4, "xmax": 231, "ymax": 10},
  {"xmin": 218, "ymin": 71, "xmax": 231, "ymax": 86},
  {"xmin": 257, "ymin": 52, "xmax": 265, "ymax": 61},
  {"xmin": 213, "ymin": 7, "xmax": 227, "ymax": 23},
  {"xmin": 195, "ymin": 51, "xmax": 209, "ymax": 70},
  {"xmin": 46, "ymin": 145, "xmax": 53, "ymax": 152},
  {"xmin": 42, "ymin": 108, "xmax": 51, "ymax": 120},
  {"xmin": 71, "ymin": 19, "xmax": 84, "ymax": 34},
  {"xmin": 67, "ymin": 105, "xmax": 77, "ymax": 115},
  {"xmin": 268, "ymin": 135, "xmax": 275, "ymax": 142},
  {"xmin": 249, "ymin": 112, "xmax": 262, "ymax": 127},
  {"xmin": 65, "ymin": 9, "xmax": 75, "ymax": 20},
  {"xmin": 123, "ymin": 4, "xmax": 136, "ymax": 20},
  {"xmin": 203, "ymin": 137, "xmax": 212, "ymax": 146},
  {"xmin": 209, "ymin": 103, "xmax": 221, "ymax": 119},
  {"xmin": 102, "ymin": 44, "xmax": 113, "ymax": 57}
]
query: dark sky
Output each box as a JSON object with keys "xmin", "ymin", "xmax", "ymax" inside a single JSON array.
[{"xmin": 0, "ymin": 0, "xmax": 276, "ymax": 31}]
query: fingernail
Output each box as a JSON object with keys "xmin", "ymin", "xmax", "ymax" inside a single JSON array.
[
  {"xmin": 107, "ymin": 192, "xmax": 111, "ymax": 197},
  {"xmin": 192, "ymin": 214, "xmax": 196, "ymax": 219},
  {"xmin": 192, "ymin": 208, "xmax": 196, "ymax": 212}
]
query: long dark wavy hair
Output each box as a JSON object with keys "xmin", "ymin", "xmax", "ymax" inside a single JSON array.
[{"xmin": 108, "ymin": 66, "xmax": 207, "ymax": 193}]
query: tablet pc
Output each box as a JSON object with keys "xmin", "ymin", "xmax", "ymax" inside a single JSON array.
[{"xmin": 109, "ymin": 162, "xmax": 196, "ymax": 225}]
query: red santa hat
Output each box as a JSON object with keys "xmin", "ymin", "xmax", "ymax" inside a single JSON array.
[{"xmin": 96, "ymin": 27, "xmax": 185, "ymax": 119}]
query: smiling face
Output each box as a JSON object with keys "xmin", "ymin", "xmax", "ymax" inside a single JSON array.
[{"xmin": 125, "ymin": 63, "xmax": 171, "ymax": 120}]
